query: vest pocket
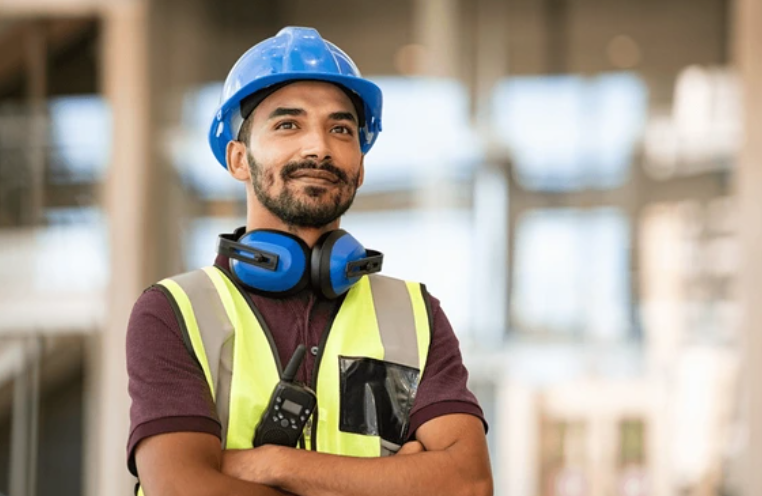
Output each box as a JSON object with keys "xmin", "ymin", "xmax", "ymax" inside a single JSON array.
[{"xmin": 338, "ymin": 356, "xmax": 420, "ymax": 448}]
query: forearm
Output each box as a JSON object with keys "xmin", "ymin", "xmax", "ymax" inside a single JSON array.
[
  {"xmin": 246, "ymin": 445, "xmax": 491, "ymax": 496},
  {"xmin": 141, "ymin": 461, "xmax": 294, "ymax": 496},
  {"xmin": 135, "ymin": 433, "xmax": 292, "ymax": 496},
  {"xmin": 160, "ymin": 466, "xmax": 293, "ymax": 496}
]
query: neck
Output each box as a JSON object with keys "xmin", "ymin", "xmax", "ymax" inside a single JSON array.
[{"xmin": 245, "ymin": 198, "xmax": 339, "ymax": 248}]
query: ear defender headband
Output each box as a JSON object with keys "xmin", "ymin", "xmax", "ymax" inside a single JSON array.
[{"xmin": 217, "ymin": 228, "xmax": 383, "ymax": 299}]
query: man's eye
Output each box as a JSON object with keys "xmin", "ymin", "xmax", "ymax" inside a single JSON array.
[
  {"xmin": 332, "ymin": 125, "xmax": 354, "ymax": 135},
  {"xmin": 275, "ymin": 121, "xmax": 296, "ymax": 130}
]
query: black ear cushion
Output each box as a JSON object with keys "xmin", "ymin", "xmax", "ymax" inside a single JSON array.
[
  {"xmin": 217, "ymin": 234, "xmax": 238, "ymax": 260},
  {"xmin": 311, "ymin": 229, "xmax": 348, "ymax": 299}
]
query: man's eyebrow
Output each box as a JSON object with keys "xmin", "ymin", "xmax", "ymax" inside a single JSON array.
[
  {"xmin": 328, "ymin": 111, "xmax": 357, "ymax": 124},
  {"xmin": 268, "ymin": 107, "xmax": 305, "ymax": 119}
]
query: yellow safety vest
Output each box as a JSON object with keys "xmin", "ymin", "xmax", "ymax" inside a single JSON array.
[{"xmin": 136, "ymin": 265, "xmax": 431, "ymax": 494}]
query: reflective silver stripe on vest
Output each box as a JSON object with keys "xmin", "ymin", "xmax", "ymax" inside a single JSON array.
[
  {"xmin": 171, "ymin": 270, "xmax": 235, "ymax": 446},
  {"xmin": 368, "ymin": 275, "xmax": 420, "ymax": 369},
  {"xmin": 217, "ymin": 337, "xmax": 235, "ymax": 447}
]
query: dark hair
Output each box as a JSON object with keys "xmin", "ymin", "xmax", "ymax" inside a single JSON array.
[{"xmin": 237, "ymin": 113, "xmax": 255, "ymax": 146}]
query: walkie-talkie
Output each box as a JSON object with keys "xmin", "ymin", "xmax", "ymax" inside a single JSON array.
[{"xmin": 253, "ymin": 344, "xmax": 317, "ymax": 448}]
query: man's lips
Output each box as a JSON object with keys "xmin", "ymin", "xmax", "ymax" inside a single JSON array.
[{"xmin": 288, "ymin": 169, "xmax": 339, "ymax": 183}]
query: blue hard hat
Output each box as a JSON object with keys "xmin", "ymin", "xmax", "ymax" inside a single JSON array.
[{"xmin": 209, "ymin": 26, "xmax": 383, "ymax": 169}]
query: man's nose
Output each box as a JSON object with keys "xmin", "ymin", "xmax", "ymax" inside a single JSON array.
[{"xmin": 300, "ymin": 128, "xmax": 332, "ymax": 162}]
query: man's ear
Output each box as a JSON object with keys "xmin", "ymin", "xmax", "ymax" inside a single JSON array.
[
  {"xmin": 357, "ymin": 155, "xmax": 365, "ymax": 188},
  {"xmin": 226, "ymin": 141, "xmax": 251, "ymax": 182}
]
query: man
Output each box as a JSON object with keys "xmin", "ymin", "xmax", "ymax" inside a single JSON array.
[{"xmin": 127, "ymin": 27, "xmax": 492, "ymax": 496}]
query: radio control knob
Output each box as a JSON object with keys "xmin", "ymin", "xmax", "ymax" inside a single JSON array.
[{"xmin": 280, "ymin": 419, "xmax": 290, "ymax": 428}]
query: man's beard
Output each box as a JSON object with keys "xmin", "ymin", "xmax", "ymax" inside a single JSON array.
[{"xmin": 247, "ymin": 151, "xmax": 360, "ymax": 229}]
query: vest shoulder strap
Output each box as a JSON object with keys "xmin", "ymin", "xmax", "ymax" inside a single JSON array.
[
  {"xmin": 155, "ymin": 267, "xmax": 235, "ymax": 405},
  {"xmin": 365, "ymin": 274, "xmax": 432, "ymax": 370}
]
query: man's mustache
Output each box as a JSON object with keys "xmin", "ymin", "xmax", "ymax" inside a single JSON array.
[{"xmin": 281, "ymin": 160, "xmax": 349, "ymax": 184}]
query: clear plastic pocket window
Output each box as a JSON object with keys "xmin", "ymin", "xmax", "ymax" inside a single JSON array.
[{"xmin": 338, "ymin": 356, "xmax": 420, "ymax": 447}]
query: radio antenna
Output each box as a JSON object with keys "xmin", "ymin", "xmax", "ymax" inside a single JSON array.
[{"xmin": 282, "ymin": 344, "xmax": 307, "ymax": 383}]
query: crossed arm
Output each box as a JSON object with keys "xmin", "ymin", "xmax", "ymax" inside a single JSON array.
[{"xmin": 135, "ymin": 413, "xmax": 492, "ymax": 496}]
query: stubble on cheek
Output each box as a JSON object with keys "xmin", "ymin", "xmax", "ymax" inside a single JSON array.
[{"xmin": 262, "ymin": 169, "xmax": 276, "ymax": 188}]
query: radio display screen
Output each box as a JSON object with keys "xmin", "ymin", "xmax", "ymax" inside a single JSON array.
[{"xmin": 282, "ymin": 399, "xmax": 302, "ymax": 415}]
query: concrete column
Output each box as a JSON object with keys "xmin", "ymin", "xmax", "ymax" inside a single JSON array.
[
  {"xmin": 409, "ymin": 0, "xmax": 462, "ymax": 212},
  {"xmin": 24, "ymin": 21, "xmax": 47, "ymax": 227},
  {"xmin": 9, "ymin": 338, "xmax": 41, "ymax": 496},
  {"xmin": 471, "ymin": 0, "xmax": 510, "ymax": 345},
  {"xmin": 734, "ymin": 0, "xmax": 762, "ymax": 494},
  {"xmin": 501, "ymin": 380, "xmax": 537, "ymax": 496},
  {"xmin": 473, "ymin": 0, "xmax": 508, "ymax": 123},
  {"xmin": 85, "ymin": 1, "xmax": 151, "ymax": 496},
  {"xmin": 411, "ymin": 0, "xmax": 459, "ymax": 79}
]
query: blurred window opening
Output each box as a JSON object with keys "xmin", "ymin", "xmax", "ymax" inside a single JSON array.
[
  {"xmin": 511, "ymin": 208, "xmax": 631, "ymax": 340},
  {"xmin": 643, "ymin": 65, "xmax": 740, "ymax": 180},
  {"xmin": 361, "ymin": 77, "xmax": 483, "ymax": 192},
  {"xmin": 639, "ymin": 201, "xmax": 738, "ymax": 359},
  {"xmin": 492, "ymin": 73, "xmax": 647, "ymax": 192},
  {"xmin": 48, "ymin": 95, "xmax": 111, "ymax": 184},
  {"xmin": 171, "ymin": 83, "xmax": 243, "ymax": 201},
  {"xmin": 0, "ymin": 207, "xmax": 108, "ymax": 296},
  {"xmin": 35, "ymin": 207, "xmax": 108, "ymax": 292},
  {"xmin": 0, "ymin": 96, "xmax": 109, "ymax": 228}
]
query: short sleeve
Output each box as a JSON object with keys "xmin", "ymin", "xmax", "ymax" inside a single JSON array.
[
  {"xmin": 407, "ymin": 291, "xmax": 487, "ymax": 439},
  {"xmin": 126, "ymin": 287, "xmax": 221, "ymax": 476}
]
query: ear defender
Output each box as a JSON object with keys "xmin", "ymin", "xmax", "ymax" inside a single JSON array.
[
  {"xmin": 217, "ymin": 228, "xmax": 383, "ymax": 299},
  {"xmin": 311, "ymin": 230, "xmax": 384, "ymax": 300},
  {"xmin": 218, "ymin": 229, "xmax": 311, "ymax": 297}
]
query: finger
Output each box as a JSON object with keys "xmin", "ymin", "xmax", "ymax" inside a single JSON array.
[{"xmin": 396, "ymin": 441, "xmax": 424, "ymax": 455}]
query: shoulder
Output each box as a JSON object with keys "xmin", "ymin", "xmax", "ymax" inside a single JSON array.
[
  {"xmin": 127, "ymin": 267, "xmax": 218, "ymax": 344},
  {"xmin": 127, "ymin": 286, "xmax": 182, "ymax": 346}
]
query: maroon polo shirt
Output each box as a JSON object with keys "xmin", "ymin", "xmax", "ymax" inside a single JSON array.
[{"xmin": 126, "ymin": 255, "xmax": 486, "ymax": 476}]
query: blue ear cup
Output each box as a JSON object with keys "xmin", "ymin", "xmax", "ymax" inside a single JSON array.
[
  {"xmin": 217, "ymin": 228, "xmax": 383, "ymax": 299},
  {"xmin": 311, "ymin": 230, "xmax": 384, "ymax": 300},
  {"xmin": 218, "ymin": 229, "xmax": 311, "ymax": 297}
]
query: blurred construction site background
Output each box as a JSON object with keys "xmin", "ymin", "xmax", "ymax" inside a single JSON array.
[{"xmin": 1, "ymin": 0, "xmax": 762, "ymax": 495}]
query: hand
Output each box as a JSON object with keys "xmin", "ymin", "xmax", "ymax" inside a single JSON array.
[
  {"xmin": 396, "ymin": 440, "xmax": 425, "ymax": 455},
  {"xmin": 222, "ymin": 445, "xmax": 282, "ymax": 486}
]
